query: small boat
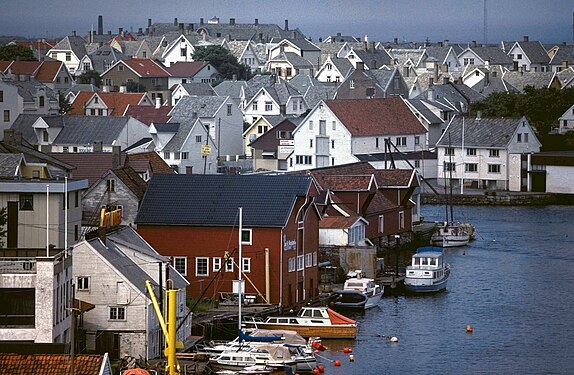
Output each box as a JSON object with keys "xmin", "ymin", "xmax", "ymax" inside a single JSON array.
[
  {"xmin": 431, "ymin": 222, "xmax": 471, "ymax": 248},
  {"xmin": 404, "ymin": 247, "xmax": 450, "ymax": 293},
  {"xmin": 208, "ymin": 344, "xmax": 298, "ymax": 374},
  {"xmin": 215, "ymin": 365, "xmax": 274, "ymax": 375},
  {"xmin": 245, "ymin": 306, "xmax": 356, "ymax": 339},
  {"xmin": 332, "ymin": 270, "xmax": 383, "ymax": 310}
]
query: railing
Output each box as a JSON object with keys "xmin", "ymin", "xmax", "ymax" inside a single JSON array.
[{"xmin": 0, "ymin": 259, "xmax": 37, "ymax": 274}]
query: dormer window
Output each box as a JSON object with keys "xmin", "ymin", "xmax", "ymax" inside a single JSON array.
[
  {"xmin": 94, "ymin": 96, "xmax": 99, "ymax": 103},
  {"xmin": 43, "ymin": 130, "xmax": 49, "ymax": 142}
]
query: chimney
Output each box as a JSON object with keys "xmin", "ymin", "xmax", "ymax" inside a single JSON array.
[
  {"xmin": 433, "ymin": 62, "xmax": 439, "ymax": 83},
  {"xmin": 98, "ymin": 15, "xmax": 103, "ymax": 35},
  {"xmin": 108, "ymin": 30, "xmax": 112, "ymax": 35},
  {"xmin": 148, "ymin": 18, "xmax": 152, "ymax": 27},
  {"xmin": 356, "ymin": 61, "xmax": 365, "ymax": 71},
  {"xmin": 394, "ymin": 37, "xmax": 398, "ymax": 44},
  {"xmin": 472, "ymin": 40, "xmax": 477, "ymax": 47},
  {"xmin": 174, "ymin": 18, "xmax": 178, "ymax": 26},
  {"xmin": 200, "ymin": 18, "xmax": 204, "ymax": 25},
  {"xmin": 363, "ymin": 41, "xmax": 368, "ymax": 50},
  {"xmin": 230, "ymin": 18, "xmax": 235, "ymax": 25},
  {"xmin": 485, "ymin": 72, "xmax": 490, "ymax": 85},
  {"xmin": 562, "ymin": 60, "xmax": 569, "ymax": 69},
  {"xmin": 155, "ymin": 97, "xmax": 161, "ymax": 109},
  {"xmin": 179, "ymin": 23, "xmax": 184, "ymax": 32},
  {"xmin": 112, "ymin": 146, "xmax": 121, "ymax": 169},
  {"xmin": 292, "ymin": 31, "xmax": 297, "ymax": 39},
  {"xmin": 189, "ymin": 23, "xmax": 194, "ymax": 31},
  {"xmin": 93, "ymin": 140, "xmax": 103, "ymax": 152},
  {"xmin": 438, "ymin": 41, "xmax": 443, "ymax": 47},
  {"xmin": 119, "ymin": 85, "xmax": 127, "ymax": 93},
  {"xmin": 119, "ymin": 27, "xmax": 123, "ymax": 35},
  {"xmin": 443, "ymin": 77, "xmax": 449, "ymax": 84},
  {"xmin": 337, "ymin": 32, "xmax": 341, "ymax": 37},
  {"xmin": 255, "ymin": 18, "xmax": 259, "ymax": 25},
  {"xmin": 284, "ymin": 19, "xmax": 289, "ymax": 31},
  {"xmin": 523, "ymin": 35, "xmax": 529, "ymax": 42},
  {"xmin": 444, "ymin": 39, "xmax": 449, "ymax": 46},
  {"xmin": 259, "ymin": 33, "xmax": 263, "ymax": 42},
  {"xmin": 441, "ymin": 63, "xmax": 448, "ymax": 73},
  {"xmin": 371, "ymin": 41, "xmax": 376, "ymax": 52},
  {"xmin": 138, "ymin": 27, "xmax": 143, "ymax": 34},
  {"xmin": 72, "ymin": 30, "xmax": 76, "ymax": 37}
]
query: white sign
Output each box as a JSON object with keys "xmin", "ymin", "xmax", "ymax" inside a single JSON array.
[
  {"xmin": 278, "ymin": 145, "xmax": 294, "ymax": 154},
  {"xmin": 280, "ymin": 139, "xmax": 294, "ymax": 145},
  {"xmin": 232, "ymin": 279, "xmax": 245, "ymax": 294}
]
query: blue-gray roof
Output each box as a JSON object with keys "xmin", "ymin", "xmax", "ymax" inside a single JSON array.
[
  {"xmin": 0, "ymin": 153, "xmax": 23, "ymax": 178},
  {"xmin": 437, "ymin": 116, "xmax": 525, "ymax": 148},
  {"xmin": 10, "ymin": 114, "xmax": 43, "ymax": 144},
  {"xmin": 135, "ymin": 174, "xmax": 313, "ymax": 227},
  {"xmin": 44, "ymin": 116, "xmax": 132, "ymax": 145},
  {"xmin": 170, "ymin": 95, "xmax": 226, "ymax": 118}
]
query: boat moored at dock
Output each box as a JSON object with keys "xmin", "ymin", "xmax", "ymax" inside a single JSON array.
[
  {"xmin": 404, "ymin": 247, "xmax": 450, "ymax": 293},
  {"xmin": 332, "ymin": 270, "xmax": 383, "ymax": 310}
]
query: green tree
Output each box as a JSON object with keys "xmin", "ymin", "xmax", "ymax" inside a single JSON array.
[
  {"xmin": 192, "ymin": 45, "xmax": 252, "ymax": 81},
  {"xmin": 0, "ymin": 44, "xmax": 36, "ymax": 61},
  {"xmin": 59, "ymin": 92, "xmax": 72, "ymax": 114},
  {"xmin": 76, "ymin": 70, "xmax": 102, "ymax": 87},
  {"xmin": 0, "ymin": 207, "xmax": 7, "ymax": 248}
]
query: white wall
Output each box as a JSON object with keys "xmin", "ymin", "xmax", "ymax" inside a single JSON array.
[{"xmin": 546, "ymin": 165, "xmax": 574, "ymax": 193}]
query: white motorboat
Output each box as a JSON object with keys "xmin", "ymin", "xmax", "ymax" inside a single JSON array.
[
  {"xmin": 333, "ymin": 270, "xmax": 383, "ymax": 310},
  {"xmin": 404, "ymin": 247, "xmax": 450, "ymax": 293}
]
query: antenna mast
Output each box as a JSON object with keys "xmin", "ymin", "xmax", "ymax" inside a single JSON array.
[{"xmin": 483, "ymin": 0, "xmax": 488, "ymax": 44}]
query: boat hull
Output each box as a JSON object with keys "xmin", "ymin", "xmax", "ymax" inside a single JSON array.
[
  {"xmin": 334, "ymin": 290, "xmax": 383, "ymax": 310},
  {"xmin": 250, "ymin": 323, "xmax": 356, "ymax": 339},
  {"xmin": 404, "ymin": 277, "xmax": 448, "ymax": 293}
]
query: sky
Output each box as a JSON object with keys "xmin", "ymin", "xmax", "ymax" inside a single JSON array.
[{"xmin": 1, "ymin": 0, "xmax": 573, "ymax": 45}]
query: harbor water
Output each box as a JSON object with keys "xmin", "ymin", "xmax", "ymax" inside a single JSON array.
[{"xmin": 318, "ymin": 205, "xmax": 574, "ymax": 374}]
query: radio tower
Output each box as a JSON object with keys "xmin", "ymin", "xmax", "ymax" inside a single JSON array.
[{"xmin": 483, "ymin": 0, "xmax": 488, "ymax": 44}]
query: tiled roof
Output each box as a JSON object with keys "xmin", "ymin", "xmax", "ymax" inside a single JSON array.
[
  {"xmin": 302, "ymin": 85, "xmax": 337, "ymax": 109},
  {"xmin": 549, "ymin": 45, "xmax": 574, "ymax": 65},
  {"xmin": 88, "ymin": 45, "xmax": 128, "ymax": 72},
  {"xmin": 0, "ymin": 353, "xmax": 106, "ymax": 375},
  {"xmin": 169, "ymin": 95, "xmax": 227, "ymax": 118},
  {"xmin": 124, "ymin": 105, "xmax": 172, "ymax": 125},
  {"xmin": 320, "ymin": 215, "xmax": 361, "ymax": 229},
  {"xmin": 41, "ymin": 115, "xmax": 133, "ymax": 145},
  {"xmin": 9, "ymin": 114, "xmax": 43, "ymax": 143},
  {"xmin": 502, "ymin": 71, "xmax": 556, "ymax": 91},
  {"xmin": 406, "ymin": 99, "xmax": 443, "ymax": 125},
  {"xmin": 353, "ymin": 49, "xmax": 392, "ymax": 69},
  {"xmin": 68, "ymin": 83, "xmax": 100, "ymax": 95},
  {"xmin": 212, "ymin": 80, "xmax": 246, "ymax": 99},
  {"xmin": 2, "ymin": 60, "xmax": 41, "ymax": 75},
  {"xmin": 249, "ymin": 118, "xmax": 298, "ymax": 149},
  {"xmin": 388, "ymin": 49, "xmax": 427, "ymax": 67},
  {"xmin": 178, "ymin": 82, "xmax": 216, "ymax": 96},
  {"xmin": 467, "ymin": 46, "xmax": 514, "ymax": 65},
  {"xmin": 514, "ymin": 41, "xmax": 550, "ymax": 64},
  {"xmin": 436, "ymin": 116, "xmax": 524, "ymax": 148},
  {"xmin": 36, "ymin": 61, "xmax": 65, "ymax": 81},
  {"xmin": 125, "ymin": 151, "xmax": 175, "ymax": 174},
  {"xmin": 269, "ymin": 52, "xmax": 313, "ymax": 69},
  {"xmin": 271, "ymin": 37, "xmax": 320, "ymax": 52},
  {"xmin": 325, "ymin": 98, "xmax": 427, "ymax": 136},
  {"xmin": 2, "ymin": 80, "xmax": 57, "ymax": 103},
  {"xmin": 112, "ymin": 166, "xmax": 147, "ymax": 200},
  {"xmin": 135, "ymin": 174, "xmax": 313, "ymax": 227},
  {"xmin": 69, "ymin": 92, "xmax": 148, "ymax": 116},
  {"xmin": 121, "ymin": 58, "xmax": 171, "ymax": 77},
  {"xmin": 166, "ymin": 61, "xmax": 210, "ymax": 77},
  {"xmin": 556, "ymin": 67, "xmax": 574, "ymax": 87},
  {"xmin": 314, "ymin": 174, "xmax": 375, "ymax": 191},
  {"xmin": 51, "ymin": 35, "xmax": 87, "ymax": 59},
  {"xmin": 0, "ymin": 153, "xmax": 23, "ymax": 178},
  {"xmin": 50, "ymin": 151, "xmax": 126, "ymax": 186}
]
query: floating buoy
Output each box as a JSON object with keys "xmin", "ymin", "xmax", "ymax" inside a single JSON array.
[
  {"xmin": 389, "ymin": 336, "xmax": 398, "ymax": 342},
  {"xmin": 343, "ymin": 347, "xmax": 352, "ymax": 353},
  {"xmin": 466, "ymin": 325, "xmax": 474, "ymax": 333},
  {"xmin": 349, "ymin": 354, "xmax": 355, "ymax": 362},
  {"xmin": 314, "ymin": 349, "xmax": 319, "ymax": 354},
  {"xmin": 334, "ymin": 360, "xmax": 341, "ymax": 367},
  {"xmin": 318, "ymin": 365, "xmax": 325, "ymax": 373},
  {"xmin": 312, "ymin": 369, "xmax": 320, "ymax": 375}
]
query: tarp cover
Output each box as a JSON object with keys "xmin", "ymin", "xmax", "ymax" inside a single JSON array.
[{"xmin": 326, "ymin": 308, "xmax": 356, "ymax": 324}]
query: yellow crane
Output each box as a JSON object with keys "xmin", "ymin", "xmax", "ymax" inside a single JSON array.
[{"xmin": 145, "ymin": 280, "xmax": 183, "ymax": 375}]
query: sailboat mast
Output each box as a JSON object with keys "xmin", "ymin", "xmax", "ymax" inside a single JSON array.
[
  {"xmin": 448, "ymin": 133, "xmax": 454, "ymax": 224},
  {"xmin": 238, "ymin": 207, "xmax": 243, "ymax": 333}
]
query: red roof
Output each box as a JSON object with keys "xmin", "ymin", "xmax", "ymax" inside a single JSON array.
[
  {"xmin": 0, "ymin": 353, "xmax": 106, "ymax": 375},
  {"xmin": 69, "ymin": 92, "xmax": 149, "ymax": 116},
  {"xmin": 50, "ymin": 152, "xmax": 126, "ymax": 187},
  {"xmin": 300, "ymin": 162, "xmax": 416, "ymax": 188},
  {"xmin": 166, "ymin": 61, "xmax": 209, "ymax": 77},
  {"xmin": 124, "ymin": 104, "xmax": 172, "ymax": 125},
  {"xmin": 325, "ymin": 98, "xmax": 427, "ymax": 136},
  {"xmin": 4, "ymin": 61, "xmax": 42, "ymax": 75},
  {"xmin": 0, "ymin": 60, "xmax": 64, "ymax": 82},
  {"xmin": 35, "ymin": 61, "xmax": 64, "ymax": 82},
  {"xmin": 314, "ymin": 174, "xmax": 375, "ymax": 191},
  {"xmin": 125, "ymin": 151, "xmax": 175, "ymax": 175},
  {"xmin": 14, "ymin": 40, "xmax": 55, "ymax": 49},
  {"xmin": 319, "ymin": 215, "xmax": 362, "ymax": 229},
  {"xmin": 122, "ymin": 59, "xmax": 171, "ymax": 77}
]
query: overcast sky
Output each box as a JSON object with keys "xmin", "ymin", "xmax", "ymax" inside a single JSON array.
[{"xmin": 2, "ymin": 0, "xmax": 573, "ymax": 44}]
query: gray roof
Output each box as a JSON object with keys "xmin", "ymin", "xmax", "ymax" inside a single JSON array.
[
  {"xmin": 9, "ymin": 114, "xmax": 43, "ymax": 144},
  {"xmin": 270, "ymin": 52, "xmax": 314, "ymax": 69},
  {"xmin": 283, "ymin": 74, "xmax": 319, "ymax": 93},
  {"xmin": 107, "ymin": 226, "xmax": 168, "ymax": 262},
  {"xmin": 513, "ymin": 41, "xmax": 550, "ymax": 64},
  {"xmin": 68, "ymin": 83, "xmax": 101, "ymax": 94},
  {"xmin": 118, "ymin": 40, "xmax": 144, "ymax": 57},
  {"xmin": 419, "ymin": 83, "xmax": 485, "ymax": 112},
  {"xmin": 87, "ymin": 236, "xmax": 156, "ymax": 294},
  {"xmin": 89, "ymin": 45, "xmax": 128, "ymax": 72},
  {"xmin": 180, "ymin": 82, "xmax": 216, "ymax": 96},
  {"xmin": 4, "ymin": 80, "xmax": 57, "ymax": 102},
  {"xmin": 303, "ymin": 85, "xmax": 337, "ymax": 108},
  {"xmin": 353, "ymin": 49, "xmax": 392, "ymax": 69},
  {"xmin": 467, "ymin": 46, "xmax": 514, "ymax": 65},
  {"xmin": 406, "ymin": 99, "xmax": 443, "ymax": 124},
  {"xmin": 423, "ymin": 46, "xmax": 453, "ymax": 66},
  {"xmin": 170, "ymin": 95, "xmax": 226, "ymax": 118},
  {"xmin": 270, "ymin": 37, "xmax": 320, "ymax": 52},
  {"xmin": 556, "ymin": 67, "xmax": 574, "ymax": 86},
  {"xmin": 387, "ymin": 49, "xmax": 427, "ymax": 67},
  {"xmin": 162, "ymin": 118, "xmax": 200, "ymax": 152},
  {"xmin": 0, "ymin": 153, "xmax": 23, "ymax": 178},
  {"xmin": 244, "ymin": 74, "xmax": 277, "ymax": 100},
  {"xmin": 548, "ymin": 45, "xmax": 574, "ymax": 66},
  {"xmin": 52, "ymin": 35, "xmax": 87, "ymax": 59},
  {"xmin": 323, "ymin": 34, "xmax": 359, "ymax": 43},
  {"xmin": 213, "ymin": 80, "xmax": 247, "ymax": 99},
  {"xmin": 330, "ymin": 58, "xmax": 354, "ymax": 77},
  {"xmin": 42, "ymin": 115, "xmax": 132, "ymax": 145},
  {"xmin": 227, "ymin": 40, "xmax": 251, "ymax": 61},
  {"xmin": 437, "ymin": 116, "xmax": 524, "ymax": 148},
  {"xmin": 135, "ymin": 174, "xmax": 313, "ymax": 227},
  {"xmin": 260, "ymin": 80, "xmax": 302, "ymax": 106},
  {"xmin": 154, "ymin": 123, "xmax": 180, "ymax": 133},
  {"xmin": 502, "ymin": 71, "xmax": 555, "ymax": 91}
]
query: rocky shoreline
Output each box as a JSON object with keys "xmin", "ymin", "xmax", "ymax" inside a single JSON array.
[{"xmin": 421, "ymin": 191, "xmax": 574, "ymax": 206}]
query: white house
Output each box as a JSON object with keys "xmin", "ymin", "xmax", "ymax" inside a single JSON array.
[
  {"xmin": 46, "ymin": 34, "xmax": 87, "ymax": 75},
  {"xmin": 72, "ymin": 226, "xmax": 190, "ymax": 360},
  {"xmin": 556, "ymin": 103, "xmax": 574, "ymax": 134},
  {"xmin": 436, "ymin": 115, "xmax": 541, "ymax": 191},
  {"xmin": 506, "ymin": 37, "xmax": 550, "ymax": 72},
  {"xmin": 242, "ymin": 82, "xmax": 306, "ymax": 124},
  {"xmin": 161, "ymin": 34, "xmax": 197, "ymax": 67},
  {"xmin": 288, "ymin": 97, "xmax": 428, "ymax": 171},
  {"xmin": 315, "ymin": 56, "xmax": 353, "ymax": 83}
]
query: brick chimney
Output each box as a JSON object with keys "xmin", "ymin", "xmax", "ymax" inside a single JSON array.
[
  {"xmin": 112, "ymin": 146, "xmax": 121, "ymax": 169},
  {"xmin": 284, "ymin": 19, "xmax": 289, "ymax": 31},
  {"xmin": 230, "ymin": 18, "xmax": 235, "ymax": 25},
  {"xmin": 98, "ymin": 15, "xmax": 103, "ymax": 35},
  {"xmin": 356, "ymin": 61, "xmax": 365, "ymax": 71},
  {"xmin": 254, "ymin": 18, "xmax": 259, "ymax": 25},
  {"xmin": 148, "ymin": 18, "xmax": 152, "ymax": 27},
  {"xmin": 523, "ymin": 35, "xmax": 529, "ymax": 42},
  {"xmin": 174, "ymin": 18, "xmax": 178, "ymax": 26}
]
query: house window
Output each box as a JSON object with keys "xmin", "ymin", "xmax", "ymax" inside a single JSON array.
[
  {"xmin": 75, "ymin": 191, "xmax": 79, "ymax": 207},
  {"xmin": 414, "ymin": 160, "xmax": 420, "ymax": 168},
  {"xmin": 195, "ymin": 135, "xmax": 202, "ymax": 143},
  {"xmin": 332, "ymin": 121, "xmax": 336, "ymax": 130},
  {"xmin": 288, "ymin": 257, "xmax": 296, "ymax": 272},
  {"xmin": 309, "ymin": 139, "xmax": 313, "ymax": 148},
  {"xmin": 98, "ymin": 109, "xmax": 104, "ymax": 116},
  {"xmin": 242, "ymin": 258, "xmax": 251, "ymax": 273},
  {"xmin": 83, "ymin": 62, "xmax": 90, "ymax": 70},
  {"xmin": 106, "ymin": 179, "xmax": 116, "ymax": 192},
  {"xmin": 393, "ymin": 77, "xmax": 400, "ymax": 90},
  {"xmin": 109, "ymin": 306, "xmax": 126, "ymax": 321},
  {"xmin": 3, "ymin": 110, "xmax": 10, "ymax": 122},
  {"xmin": 225, "ymin": 257, "xmax": 234, "ymax": 272},
  {"xmin": 19, "ymin": 194, "xmax": 34, "ymax": 211},
  {"xmin": 326, "ymin": 63, "xmax": 332, "ymax": 70},
  {"xmin": 90, "ymin": 109, "xmax": 96, "ymax": 115},
  {"xmin": 295, "ymin": 155, "xmax": 312, "ymax": 165},
  {"xmin": 105, "ymin": 78, "xmax": 112, "ymax": 86},
  {"xmin": 0, "ymin": 90, "xmax": 3, "ymax": 102},
  {"xmin": 227, "ymin": 103, "xmax": 232, "ymax": 116},
  {"xmin": 331, "ymin": 140, "xmax": 335, "ymax": 149},
  {"xmin": 164, "ymin": 151, "xmax": 170, "ymax": 159},
  {"xmin": 517, "ymin": 54, "xmax": 522, "ymax": 60},
  {"xmin": 77, "ymin": 276, "xmax": 90, "ymax": 291},
  {"xmin": 467, "ymin": 148, "xmax": 477, "ymax": 156},
  {"xmin": 395, "ymin": 137, "xmax": 407, "ymax": 147},
  {"xmin": 376, "ymin": 138, "xmax": 379, "ymax": 148},
  {"xmin": 399, "ymin": 211, "xmax": 405, "ymax": 230},
  {"xmin": 39, "ymin": 96, "xmax": 45, "ymax": 107},
  {"xmin": 292, "ymin": 100, "xmax": 297, "ymax": 111},
  {"xmin": 524, "ymin": 133, "xmax": 529, "ymax": 142},
  {"xmin": 265, "ymin": 101, "xmax": 272, "ymax": 111},
  {"xmin": 297, "ymin": 255, "xmax": 304, "ymax": 271},
  {"xmin": 309, "ymin": 120, "xmax": 313, "ymax": 130},
  {"xmin": 118, "ymin": 65, "xmax": 124, "ymax": 71},
  {"xmin": 173, "ymin": 257, "xmax": 187, "ymax": 276},
  {"xmin": 43, "ymin": 130, "xmax": 49, "ymax": 142},
  {"xmin": 313, "ymin": 251, "xmax": 317, "ymax": 266},
  {"xmin": 181, "ymin": 152, "xmax": 188, "ymax": 159},
  {"xmin": 465, "ymin": 163, "xmax": 478, "ymax": 172},
  {"xmin": 276, "ymin": 130, "xmax": 288, "ymax": 139},
  {"xmin": 252, "ymin": 101, "xmax": 258, "ymax": 111},
  {"xmin": 444, "ymin": 147, "xmax": 455, "ymax": 156},
  {"xmin": 488, "ymin": 164, "xmax": 501, "ymax": 173},
  {"xmin": 180, "ymin": 47, "xmax": 187, "ymax": 56},
  {"xmin": 257, "ymin": 125, "xmax": 268, "ymax": 134},
  {"xmin": 489, "ymin": 149, "xmax": 500, "ymax": 157},
  {"xmin": 241, "ymin": 229, "xmax": 252, "ymax": 245},
  {"xmin": 517, "ymin": 134, "xmax": 522, "ymax": 142},
  {"xmin": 286, "ymin": 67, "xmax": 292, "ymax": 77},
  {"xmin": 174, "ymin": 152, "xmax": 180, "ymax": 160},
  {"xmin": 443, "ymin": 161, "xmax": 456, "ymax": 172},
  {"xmin": 195, "ymin": 257, "xmax": 209, "ymax": 276},
  {"xmin": 142, "ymin": 51, "xmax": 147, "ymax": 58},
  {"xmin": 414, "ymin": 136, "xmax": 420, "ymax": 145},
  {"xmin": 65, "ymin": 52, "xmax": 71, "ymax": 61},
  {"xmin": 74, "ymin": 225, "xmax": 79, "ymax": 241},
  {"xmin": 350, "ymin": 79, "xmax": 355, "ymax": 89},
  {"xmin": 213, "ymin": 257, "xmax": 222, "ymax": 272},
  {"xmin": 305, "ymin": 253, "xmax": 312, "ymax": 268}
]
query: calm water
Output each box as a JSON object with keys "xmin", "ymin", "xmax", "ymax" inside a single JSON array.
[{"xmin": 318, "ymin": 205, "xmax": 574, "ymax": 375}]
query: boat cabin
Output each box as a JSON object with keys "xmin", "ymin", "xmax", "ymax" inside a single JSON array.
[{"xmin": 410, "ymin": 251, "xmax": 444, "ymax": 269}]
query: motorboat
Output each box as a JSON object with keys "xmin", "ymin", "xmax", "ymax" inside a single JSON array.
[
  {"xmin": 431, "ymin": 222, "xmax": 471, "ymax": 248},
  {"xmin": 404, "ymin": 247, "xmax": 450, "ymax": 293},
  {"xmin": 332, "ymin": 270, "xmax": 383, "ymax": 310},
  {"xmin": 245, "ymin": 306, "xmax": 356, "ymax": 339},
  {"xmin": 207, "ymin": 343, "xmax": 301, "ymax": 374}
]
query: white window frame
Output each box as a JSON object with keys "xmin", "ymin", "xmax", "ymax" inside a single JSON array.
[
  {"xmin": 77, "ymin": 276, "xmax": 90, "ymax": 291},
  {"xmin": 399, "ymin": 211, "xmax": 405, "ymax": 230},
  {"xmin": 109, "ymin": 306, "xmax": 126, "ymax": 321},
  {"xmin": 297, "ymin": 255, "xmax": 304, "ymax": 271},
  {"xmin": 195, "ymin": 257, "xmax": 209, "ymax": 276},
  {"xmin": 288, "ymin": 257, "xmax": 296, "ymax": 272},
  {"xmin": 313, "ymin": 251, "xmax": 317, "ymax": 266},
  {"xmin": 305, "ymin": 253, "xmax": 312, "ymax": 268},
  {"xmin": 225, "ymin": 257, "xmax": 234, "ymax": 272},
  {"xmin": 173, "ymin": 257, "xmax": 187, "ymax": 276},
  {"xmin": 213, "ymin": 257, "xmax": 222, "ymax": 272},
  {"xmin": 379, "ymin": 215, "xmax": 384, "ymax": 233},
  {"xmin": 242, "ymin": 258, "xmax": 251, "ymax": 273},
  {"xmin": 241, "ymin": 229, "xmax": 252, "ymax": 245}
]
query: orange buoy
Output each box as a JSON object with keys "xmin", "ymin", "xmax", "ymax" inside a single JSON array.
[
  {"xmin": 312, "ymin": 368, "xmax": 320, "ymax": 375},
  {"xmin": 314, "ymin": 349, "xmax": 319, "ymax": 354},
  {"xmin": 343, "ymin": 347, "xmax": 352, "ymax": 353},
  {"xmin": 318, "ymin": 365, "xmax": 325, "ymax": 373},
  {"xmin": 466, "ymin": 325, "xmax": 474, "ymax": 333},
  {"xmin": 334, "ymin": 360, "xmax": 341, "ymax": 366}
]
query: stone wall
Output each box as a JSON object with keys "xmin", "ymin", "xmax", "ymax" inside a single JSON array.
[{"xmin": 421, "ymin": 193, "xmax": 574, "ymax": 206}]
